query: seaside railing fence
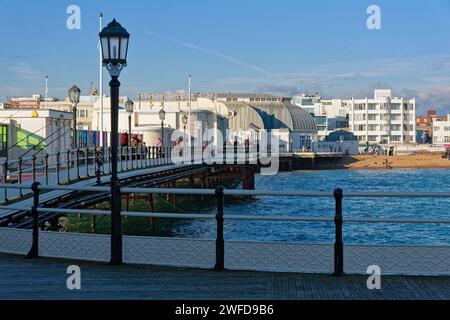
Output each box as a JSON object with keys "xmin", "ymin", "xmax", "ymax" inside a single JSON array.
[{"xmin": 0, "ymin": 183, "xmax": 449, "ymax": 276}]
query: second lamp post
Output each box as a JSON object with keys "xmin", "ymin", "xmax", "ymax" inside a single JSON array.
[
  {"xmin": 159, "ymin": 108, "xmax": 166, "ymax": 145},
  {"xmin": 125, "ymin": 98, "xmax": 134, "ymax": 147},
  {"xmin": 68, "ymin": 85, "xmax": 81, "ymax": 149}
]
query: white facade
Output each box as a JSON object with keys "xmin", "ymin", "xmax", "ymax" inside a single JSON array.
[
  {"xmin": 44, "ymin": 96, "xmax": 100, "ymax": 131},
  {"xmin": 0, "ymin": 109, "xmax": 73, "ymax": 160},
  {"xmin": 292, "ymin": 95, "xmax": 349, "ymax": 141},
  {"xmin": 312, "ymin": 141, "xmax": 359, "ymax": 155},
  {"xmin": 432, "ymin": 115, "xmax": 450, "ymax": 146},
  {"xmin": 346, "ymin": 90, "xmax": 416, "ymax": 145}
]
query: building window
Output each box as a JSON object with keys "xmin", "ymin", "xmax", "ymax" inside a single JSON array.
[{"xmin": 78, "ymin": 110, "xmax": 88, "ymax": 118}]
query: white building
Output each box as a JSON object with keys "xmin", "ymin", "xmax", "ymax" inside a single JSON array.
[
  {"xmin": 432, "ymin": 115, "xmax": 450, "ymax": 146},
  {"xmin": 292, "ymin": 94, "xmax": 349, "ymax": 141},
  {"xmin": 0, "ymin": 109, "xmax": 72, "ymax": 161},
  {"xmin": 346, "ymin": 89, "xmax": 416, "ymax": 146},
  {"xmin": 44, "ymin": 95, "xmax": 100, "ymax": 131},
  {"xmin": 92, "ymin": 93, "xmax": 317, "ymax": 151}
]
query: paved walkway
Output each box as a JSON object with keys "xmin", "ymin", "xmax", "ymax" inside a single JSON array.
[{"xmin": 1, "ymin": 254, "xmax": 449, "ymax": 300}]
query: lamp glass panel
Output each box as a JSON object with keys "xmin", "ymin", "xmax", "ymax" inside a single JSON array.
[
  {"xmin": 110, "ymin": 37, "xmax": 120, "ymax": 60},
  {"xmin": 120, "ymin": 37, "xmax": 128, "ymax": 61},
  {"xmin": 101, "ymin": 37, "xmax": 109, "ymax": 60}
]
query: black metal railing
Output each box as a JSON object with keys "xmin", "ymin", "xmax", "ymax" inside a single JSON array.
[{"xmin": 1, "ymin": 184, "xmax": 449, "ymax": 275}]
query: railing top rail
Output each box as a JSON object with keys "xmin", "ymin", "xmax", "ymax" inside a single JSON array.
[
  {"xmin": 1, "ymin": 184, "xmax": 450, "ymax": 199},
  {"xmin": 9, "ymin": 207, "xmax": 447, "ymax": 225},
  {"xmin": 344, "ymin": 192, "xmax": 450, "ymax": 198}
]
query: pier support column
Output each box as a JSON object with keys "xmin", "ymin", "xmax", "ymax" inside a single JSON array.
[
  {"xmin": 171, "ymin": 181, "xmax": 176, "ymax": 206},
  {"xmin": 242, "ymin": 169, "xmax": 255, "ymax": 190},
  {"xmin": 147, "ymin": 194, "xmax": 155, "ymax": 229}
]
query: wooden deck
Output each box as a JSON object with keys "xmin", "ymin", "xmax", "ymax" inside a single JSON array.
[{"xmin": 0, "ymin": 254, "xmax": 449, "ymax": 300}]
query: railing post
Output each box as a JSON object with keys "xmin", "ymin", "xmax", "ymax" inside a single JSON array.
[
  {"xmin": 76, "ymin": 148, "xmax": 81, "ymax": 180},
  {"xmin": 214, "ymin": 186, "xmax": 225, "ymax": 271},
  {"xmin": 96, "ymin": 149, "xmax": 102, "ymax": 186},
  {"xmin": 152, "ymin": 146, "xmax": 155, "ymax": 163},
  {"xmin": 66, "ymin": 150, "xmax": 71, "ymax": 182},
  {"xmin": 18, "ymin": 157, "xmax": 23, "ymax": 197},
  {"xmin": 26, "ymin": 182, "xmax": 41, "ymax": 259},
  {"xmin": 45, "ymin": 153, "xmax": 49, "ymax": 185},
  {"xmin": 56, "ymin": 152, "xmax": 61, "ymax": 185},
  {"xmin": 333, "ymin": 188, "xmax": 344, "ymax": 276},
  {"xmin": 85, "ymin": 148, "xmax": 90, "ymax": 177},
  {"xmin": 3, "ymin": 161, "xmax": 8, "ymax": 202},
  {"xmin": 32, "ymin": 155, "xmax": 37, "ymax": 182}
]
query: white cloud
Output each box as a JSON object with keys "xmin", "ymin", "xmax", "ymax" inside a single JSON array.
[{"xmin": 9, "ymin": 62, "xmax": 43, "ymax": 80}]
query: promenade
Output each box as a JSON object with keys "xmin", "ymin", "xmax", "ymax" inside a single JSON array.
[{"xmin": 1, "ymin": 254, "xmax": 449, "ymax": 300}]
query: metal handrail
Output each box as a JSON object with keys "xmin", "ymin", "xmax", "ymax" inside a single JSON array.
[
  {"xmin": 1, "ymin": 204, "xmax": 449, "ymax": 225},
  {"xmin": 3, "ymin": 183, "xmax": 450, "ymax": 199}
]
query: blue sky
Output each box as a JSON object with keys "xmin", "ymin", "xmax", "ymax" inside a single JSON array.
[{"xmin": 1, "ymin": 0, "xmax": 450, "ymax": 113}]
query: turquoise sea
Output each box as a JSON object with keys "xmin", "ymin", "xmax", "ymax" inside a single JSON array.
[{"xmin": 171, "ymin": 169, "xmax": 450, "ymax": 245}]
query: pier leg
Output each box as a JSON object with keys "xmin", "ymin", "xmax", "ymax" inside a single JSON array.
[
  {"xmin": 148, "ymin": 194, "xmax": 155, "ymax": 229},
  {"xmin": 91, "ymin": 204, "xmax": 97, "ymax": 233},
  {"xmin": 171, "ymin": 181, "xmax": 176, "ymax": 206},
  {"xmin": 242, "ymin": 169, "xmax": 255, "ymax": 190}
]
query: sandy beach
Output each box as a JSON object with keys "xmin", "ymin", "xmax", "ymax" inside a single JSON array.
[{"xmin": 340, "ymin": 153, "xmax": 450, "ymax": 170}]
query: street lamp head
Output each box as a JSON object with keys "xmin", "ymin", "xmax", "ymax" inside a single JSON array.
[
  {"xmin": 99, "ymin": 19, "xmax": 130, "ymax": 76},
  {"xmin": 181, "ymin": 112, "xmax": 188, "ymax": 125},
  {"xmin": 159, "ymin": 108, "xmax": 166, "ymax": 121},
  {"xmin": 68, "ymin": 85, "xmax": 81, "ymax": 105},
  {"xmin": 125, "ymin": 98, "xmax": 134, "ymax": 113}
]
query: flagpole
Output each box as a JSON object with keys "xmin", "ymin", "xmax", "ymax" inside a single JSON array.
[
  {"xmin": 99, "ymin": 12, "xmax": 104, "ymax": 148},
  {"xmin": 188, "ymin": 74, "xmax": 191, "ymax": 147},
  {"xmin": 45, "ymin": 75, "xmax": 48, "ymax": 108}
]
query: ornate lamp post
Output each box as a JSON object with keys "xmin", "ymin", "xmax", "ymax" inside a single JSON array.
[
  {"xmin": 68, "ymin": 85, "xmax": 81, "ymax": 148},
  {"xmin": 159, "ymin": 108, "xmax": 166, "ymax": 145},
  {"xmin": 99, "ymin": 18, "xmax": 130, "ymax": 265},
  {"xmin": 125, "ymin": 98, "xmax": 134, "ymax": 147}
]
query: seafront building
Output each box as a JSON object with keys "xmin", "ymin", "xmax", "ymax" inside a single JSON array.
[
  {"xmin": 0, "ymin": 109, "xmax": 72, "ymax": 161},
  {"xmin": 1, "ymin": 89, "xmax": 419, "ymax": 155},
  {"xmin": 416, "ymin": 110, "xmax": 447, "ymax": 144},
  {"xmin": 292, "ymin": 94, "xmax": 349, "ymax": 141},
  {"xmin": 346, "ymin": 89, "xmax": 416, "ymax": 146},
  {"xmin": 94, "ymin": 93, "xmax": 318, "ymax": 152},
  {"xmin": 293, "ymin": 89, "xmax": 417, "ymax": 149},
  {"xmin": 432, "ymin": 114, "xmax": 450, "ymax": 146}
]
